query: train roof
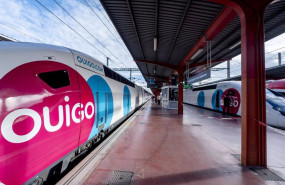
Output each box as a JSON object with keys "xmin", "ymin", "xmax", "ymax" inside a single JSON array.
[
  {"xmin": 0, "ymin": 41, "xmax": 70, "ymax": 53},
  {"xmin": 192, "ymin": 81, "xmax": 241, "ymax": 89},
  {"xmin": 0, "ymin": 42, "xmax": 137, "ymax": 88}
]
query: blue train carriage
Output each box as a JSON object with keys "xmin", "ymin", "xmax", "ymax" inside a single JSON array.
[{"xmin": 183, "ymin": 81, "xmax": 285, "ymax": 129}]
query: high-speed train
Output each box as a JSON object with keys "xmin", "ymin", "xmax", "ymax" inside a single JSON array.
[
  {"xmin": 267, "ymin": 79, "xmax": 285, "ymax": 97},
  {"xmin": 0, "ymin": 42, "xmax": 151, "ymax": 185},
  {"xmin": 183, "ymin": 81, "xmax": 285, "ymax": 128}
]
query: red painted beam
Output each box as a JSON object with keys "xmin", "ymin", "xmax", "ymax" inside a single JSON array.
[
  {"xmin": 135, "ymin": 59, "xmax": 179, "ymax": 71},
  {"xmin": 180, "ymin": 6, "xmax": 237, "ymax": 68}
]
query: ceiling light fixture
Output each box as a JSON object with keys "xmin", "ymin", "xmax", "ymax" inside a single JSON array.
[
  {"xmin": 154, "ymin": 37, "xmax": 158, "ymax": 51},
  {"xmin": 190, "ymin": 48, "xmax": 203, "ymax": 60},
  {"xmin": 229, "ymin": 41, "xmax": 241, "ymax": 50}
]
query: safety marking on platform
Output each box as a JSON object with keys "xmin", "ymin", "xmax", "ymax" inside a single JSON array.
[
  {"xmin": 191, "ymin": 124, "xmax": 202, "ymax": 127},
  {"xmin": 267, "ymin": 126, "xmax": 285, "ymax": 136},
  {"xmin": 198, "ymin": 114, "xmax": 241, "ymax": 121},
  {"xmin": 134, "ymin": 168, "xmax": 145, "ymax": 179}
]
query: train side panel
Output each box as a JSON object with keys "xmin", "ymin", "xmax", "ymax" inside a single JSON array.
[
  {"xmin": 0, "ymin": 45, "xmax": 92, "ymax": 184},
  {"xmin": 0, "ymin": 43, "xmax": 148, "ymax": 185},
  {"xmin": 183, "ymin": 81, "xmax": 285, "ymax": 128}
]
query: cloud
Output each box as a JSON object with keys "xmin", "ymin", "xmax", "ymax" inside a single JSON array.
[
  {"xmin": 0, "ymin": 0, "xmax": 146, "ymax": 85},
  {"xmin": 1, "ymin": 0, "xmax": 284, "ymax": 87}
]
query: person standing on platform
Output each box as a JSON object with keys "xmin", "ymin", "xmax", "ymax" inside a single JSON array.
[
  {"xmin": 223, "ymin": 93, "xmax": 232, "ymax": 115},
  {"xmin": 157, "ymin": 95, "xmax": 161, "ymax": 105}
]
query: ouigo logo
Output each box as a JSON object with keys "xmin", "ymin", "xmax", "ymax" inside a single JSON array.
[
  {"xmin": 1, "ymin": 96, "xmax": 95, "ymax": 143},
  {"xmin": 77, "ymin": 56, "xmax": 103, "ymax": 72}
]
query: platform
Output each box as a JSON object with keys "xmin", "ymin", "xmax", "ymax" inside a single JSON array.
[{"xmin": 62, "ymin": 101, "xmax": 285, "ymax": 185}]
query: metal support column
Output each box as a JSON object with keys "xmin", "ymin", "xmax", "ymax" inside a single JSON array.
[
  {"xmin": 233, "ymin": 0, "xmax": 271, "ymax": 167},
  {"xmin": 227, "ymin": 60, "xmax": 230, "ymax": 79},
  {"xmin": 107, "ymin": 57, "xmax": 109, "ymax": 67},
  {"xmin": 278, "ymin": 52, "xmax": 282, "ymax": 66},
  {"xmin": 178, "ymin": 72, "xmax": 183, "ymax": 114}
]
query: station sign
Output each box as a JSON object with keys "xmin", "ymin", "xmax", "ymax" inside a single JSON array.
[
  {"xmin": 149, "ymin": 78, "xmax": 155, "ymax": 84},
  {"xmin": 187, "ymin": 68, "xmax": 211, "ymax": 84}
]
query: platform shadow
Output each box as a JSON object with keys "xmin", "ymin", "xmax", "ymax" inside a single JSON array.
[{"xmin": 131, "ymin": 166, "xmax": 250, "ymax": 185}]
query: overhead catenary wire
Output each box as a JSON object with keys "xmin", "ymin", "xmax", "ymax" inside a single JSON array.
[
  {"xmin": 90, "ymin": 0, "xmax": 117, "ymax": 30},
  {"xmin": 89, "ymin": 0, "xmax": 130, "ymax": 54},
  {"xmin": 52, "ymin": 0, "xmax": 125, "ymax": 68},
  {"xmin": 0, "ymin": 22, "xmax": 42, "ymax": 42},
  {"xmin": 82, "ymin": 0, "xmax": 131, "ymax": 60},
  {"xmin": 34, "ymin": 0, "xmax": 113, "ymax": 62},
  {"xmin": 266, "ymin": 46, "xmax": 285, "ymax": 54}
]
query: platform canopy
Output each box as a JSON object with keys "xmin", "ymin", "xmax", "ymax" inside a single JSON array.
[
  {"xmin": 0, "ymin": 34, "xmax": 16, "ymax": 42},
  {"xmin": 99, "ymin": 0, "xmax": 285, "ymax": 88}
]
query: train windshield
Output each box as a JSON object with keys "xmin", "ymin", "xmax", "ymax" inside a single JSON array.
[{"xmin": 266, "ymin": 89, "xmax": 285, "ymax": 110}]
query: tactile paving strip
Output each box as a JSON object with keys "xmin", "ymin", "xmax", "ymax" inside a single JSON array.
[
  {"xmin": 250, "ymin": 167, "xmax": 285, "ymax": 181},
  {"xmin": 191, "ymin": 124, "xmax": 202, "ymax": 126},
  {"xmin": 108, "ymin": 171, "xmax": 133, "ymax": 185}
]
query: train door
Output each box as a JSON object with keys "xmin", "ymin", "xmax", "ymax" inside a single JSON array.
[
  {"xmin": 216, "ymin": 90, "xmax": 220, "ymax": 108},
  {"xmin": 123, "ymin": 86, "xmax": 131, "ymax": 115},
  {"xmin": 212, "ymin": 89, "xmax": 223, "ymax": 111},
  {"xmin": 96, "ymin": 92, "xmax": 106, "ymax": 131},
  {"xmin": 84, "ymin": 75, "xmax": 114, "ymax": 140},
  {"xmin": 128, "ymin": 94, "xmax": 130, "ymax": 111}
]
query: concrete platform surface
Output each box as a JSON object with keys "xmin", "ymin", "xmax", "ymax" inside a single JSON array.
[{"xmin": 83, "ymin": 101, "xmax": 285, "ymax": 185}]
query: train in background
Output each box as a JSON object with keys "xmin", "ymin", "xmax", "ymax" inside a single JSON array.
[
  {"xmin": 0, "ymin": 42, "xmax": 151, "ymax": 185},
  {"xmin": 267, "ymin": 79, "xmax": 285, "ymax": 97},
  {"xmin": 183, "ymin": 81, "xmax": 285, "ymax": 129}
]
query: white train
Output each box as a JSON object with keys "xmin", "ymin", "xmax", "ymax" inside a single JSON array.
[
  {"xmin": 183, "ymin": 81, "xmax": 285, "ymax": 128},
  {"xmin": 0, "ymin": 42, "xmax": 151, "ymax": 185}
]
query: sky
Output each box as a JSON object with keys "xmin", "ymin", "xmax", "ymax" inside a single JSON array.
[
  {"xmin": 194, "ymin": 32, "xmax": 285, "ymax": 85},
  {"xmin": 0, "ymin": 0, "xmax": 285, "ymax": 87},
  {"xmin": 0, "ymin": 0, "xmax": 147, "ymax": 87}
]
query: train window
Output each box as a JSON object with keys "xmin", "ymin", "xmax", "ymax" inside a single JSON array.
[
  {"xmin": 193, "ymin": 84, "xmax": 217, "ymax": 91},
  {"xmin": 103, "ymin": 66, "xmax": 112, "ymax": 79},
  {"xmin": 111, "ymin": 71, "xmax": 115, "ymax": 79},
  {"xmin": 114, "ymin": 73, "xmax": 118, "ymax": 81},
  {"xmin": 39, "ymin": 70, "xmax": 70, "ymax": 89}
]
